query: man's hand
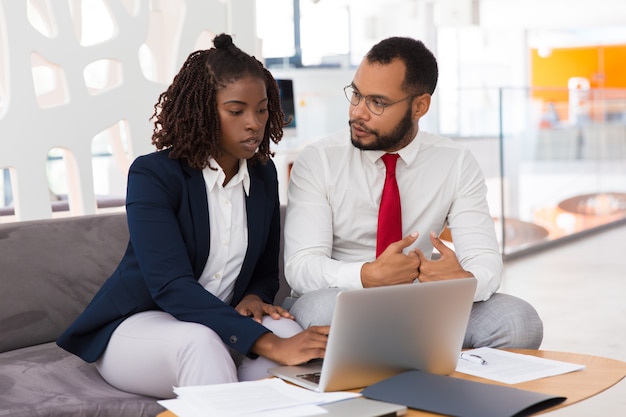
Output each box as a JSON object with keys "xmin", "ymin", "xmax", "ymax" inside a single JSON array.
[
  {"xmin": 252, "ymin": 325, "xmax": 330, "ymax": 365},
  {"xmin": 361, "ymin": 232, "xmax": 422, "ymax": 288},
  {"xmin": 235, "ymin": 294, "xmax": 294, "ymax": 323},
  {"xmin": 414, "ymin": 231, "xmax": 474, "ymax": 282}
]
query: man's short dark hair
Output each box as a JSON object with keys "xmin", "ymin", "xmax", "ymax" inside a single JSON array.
[{"xmin": 366, "ymin": 37, "xmax": 438, "ymax": 96}]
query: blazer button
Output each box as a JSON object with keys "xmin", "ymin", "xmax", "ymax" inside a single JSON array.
[{"xmin": 230, "ymin": 335, "xmax": 238, "ymax": 344}]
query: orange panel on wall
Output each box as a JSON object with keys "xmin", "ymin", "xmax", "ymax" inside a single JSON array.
[
  {"xmin": 531, "ymin": 45, "xmax": 626, "ymax": 89},
  {"xmin": 602, "ymin": 45, "xmax": 626, "ymax": 89},
  {"xmin": 530, "ymin": 44, "xmax": 626, "ymax": 120},
  {"xmin": 531, "ymin": 46, "xmax": 600, "ymax": 103}
]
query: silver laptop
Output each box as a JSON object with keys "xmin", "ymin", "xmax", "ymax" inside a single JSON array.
[{"xmin": 269, "ymin": 278, "xmax": 477, "ymax": 392}]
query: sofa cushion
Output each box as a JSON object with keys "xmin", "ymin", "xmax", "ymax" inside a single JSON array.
[
  {"xmin": 275, "ymin": 204, "xmax": 290, "ymax": 306},
  {"xmin": 0, "ymin": 342, "xmax": 163, "ymax": 417},
  {"xmin": 0, "ymin": 213, "xmax": 129, "ymax": 353}
]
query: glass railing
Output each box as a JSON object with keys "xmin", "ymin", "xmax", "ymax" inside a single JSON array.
[{"xmin": 441, "ymin": 87, "xmax": 626, "ymax": 258}]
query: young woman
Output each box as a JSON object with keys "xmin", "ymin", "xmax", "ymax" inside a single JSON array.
[{"xmin": 57, "ymin": 34, "xmax": 329, "ymax": 399}]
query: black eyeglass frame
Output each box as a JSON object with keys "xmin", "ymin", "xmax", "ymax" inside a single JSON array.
[{"xmin": 343, "ymin": 84, "xmax": 415, "ymax": 116}]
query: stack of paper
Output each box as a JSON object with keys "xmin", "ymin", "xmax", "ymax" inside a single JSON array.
[{"xmin": 158, "ymin": 378, "xmax": 360, "ymax": 417}]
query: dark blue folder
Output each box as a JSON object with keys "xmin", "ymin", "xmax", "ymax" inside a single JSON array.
[{"xmin": 361, "ymin": 370, "xmax": 566, "ymax": 417}]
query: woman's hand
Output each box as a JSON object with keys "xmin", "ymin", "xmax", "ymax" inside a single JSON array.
[
  {"xmin": 235, "ymin": 294, "xmax": 294, "ymax": 323},
  {"xmin": 251, "ymin": 325, "xmax": 330, "ymax": 365}
]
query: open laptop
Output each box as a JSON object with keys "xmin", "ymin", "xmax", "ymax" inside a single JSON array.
[{"xmin": 269, "ymin": 278, "xmax": 477, "ymax": 392}]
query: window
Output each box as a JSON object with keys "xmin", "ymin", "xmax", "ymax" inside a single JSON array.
[{"xmin": 256, "ymin": 0, "xmax": 350, "ymax": 68}]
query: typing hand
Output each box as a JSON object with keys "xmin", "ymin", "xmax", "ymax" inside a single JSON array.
[
  {"xmin": 252, "ymin": 325, "xmax": 330, "ymax": 365},
  {"xmin": 361, "ymin": 233, "xmax": 421, "ymax": 288}
]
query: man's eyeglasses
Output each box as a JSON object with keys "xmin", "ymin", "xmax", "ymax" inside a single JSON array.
[{"xmin": 343, "ymin": 85, "xmax": 414, "ymax": 116}]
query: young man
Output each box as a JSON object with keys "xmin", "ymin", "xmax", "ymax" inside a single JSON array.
[{"xmin": 283, "ymin": 36, "xmax": 543, "ymax": 349}]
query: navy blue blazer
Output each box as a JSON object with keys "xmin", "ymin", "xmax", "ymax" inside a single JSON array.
[{"xmin": 57, "ymin": 149, "xmax": 281, "ymax": 363}]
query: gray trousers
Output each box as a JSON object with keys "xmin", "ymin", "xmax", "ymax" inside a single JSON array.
[{"xmin": 284, "ymin": 288, "xmax": 543, "ymax": 349}]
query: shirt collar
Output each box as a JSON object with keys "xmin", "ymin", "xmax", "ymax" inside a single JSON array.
[
  {"xmin": 202, "ymin": 158, "xmax": 251, "ymax": 195},
  {"xmin": 363, "ymin": 130, "xmax": 421, "ymax": 166}
]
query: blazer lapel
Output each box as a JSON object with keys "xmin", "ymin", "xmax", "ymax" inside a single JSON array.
[
  {"xmin": 230, "ymin": 167, "xmax": 266, "ymax": 303},
  {"xmin": 182, "ymin": 162, "xmax": 210, "ymax": 278},
  {"xmin": 244, "ymin": 170, "xmax": 266, "ymax": 269}
]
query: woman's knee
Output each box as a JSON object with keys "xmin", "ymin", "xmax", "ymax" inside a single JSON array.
[
  {"xmin": 175, "ymin": 324, "xmax": 238, "ymax": 386},
  {"xmin": 260, "ymin": 316, "xmax": 303, "ymax": 337},
  {"xmin": 176, "ymin": 323, "xmax": 232, "ymax": 363}
]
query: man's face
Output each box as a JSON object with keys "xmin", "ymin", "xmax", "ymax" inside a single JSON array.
[{"xmin": 348, "ymin": 59, "xmax": 417, "ymax": 152}]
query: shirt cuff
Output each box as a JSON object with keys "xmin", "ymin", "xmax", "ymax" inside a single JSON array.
[{"xmin": 335, "ymin": 261, "xmax": 366, "ymax": 289}]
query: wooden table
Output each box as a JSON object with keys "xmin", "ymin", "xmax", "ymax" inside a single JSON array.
[{"xmin": 157, "ymin": 349, "xmax": 626, "ymax": 417}]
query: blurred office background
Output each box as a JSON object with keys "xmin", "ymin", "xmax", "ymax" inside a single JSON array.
[
  {"xmin": 1, "ymin": 0, "xmax": 626, "ymax": 258},
  {"xmin": 1, "ymin": 2, "xmax": 626, "ymax": 415}
]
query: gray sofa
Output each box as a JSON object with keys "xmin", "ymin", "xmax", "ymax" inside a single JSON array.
[{"xmin": 0, "ymin": 209, "xmax": 291, "ymax": 417}]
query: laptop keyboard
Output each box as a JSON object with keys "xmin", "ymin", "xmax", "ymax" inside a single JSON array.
[{"xmin": 296, "ymin": 371, "xmax": 321, "ymax": 384}]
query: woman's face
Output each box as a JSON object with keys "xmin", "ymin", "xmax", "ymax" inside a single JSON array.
[{"xmin": 215, "ymin": 75, "xmax": 269, "ymax": 172}]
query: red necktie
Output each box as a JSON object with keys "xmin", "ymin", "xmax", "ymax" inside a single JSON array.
[{"xmin": 376, "ymin": 153, "xmax": 402, "ymax": 257}]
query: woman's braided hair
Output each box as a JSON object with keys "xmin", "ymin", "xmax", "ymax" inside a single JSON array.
[{"xmin": 150, "ymin": 33, "xmax": 285, "ymax": 169}]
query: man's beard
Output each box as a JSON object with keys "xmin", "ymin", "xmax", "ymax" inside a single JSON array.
[{"xmin": 350, "ymin": 106, "xmax": 415, "ymax": 151}]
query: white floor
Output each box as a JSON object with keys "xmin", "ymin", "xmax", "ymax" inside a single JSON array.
[{"xmin": 500, "ymin": 221, "xmax": 626, "ymax": 415}]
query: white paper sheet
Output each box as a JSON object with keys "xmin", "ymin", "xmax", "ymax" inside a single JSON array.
[
  {"xmin": 159, "ymin": 398, "xmax": 328, "ymax": 417},
  {"xmin": 455, "ymin": 347, "xmax": 586, "ymax": 384},
  {"xmin": 158, "ymin": 378, "xmax": 359, "ymax": 417}
]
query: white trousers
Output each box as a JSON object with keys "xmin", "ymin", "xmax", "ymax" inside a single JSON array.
[{"xmin": 95, "ymin": 310, "xmax": 303, "ymax": 399}]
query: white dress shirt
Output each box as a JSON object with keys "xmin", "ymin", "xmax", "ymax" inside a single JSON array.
[
  {"xmin": 284, "ymin": 128, "xmax": 502, "ymax": 301},
  {"xmin": 199, "ymin": 158, "xmax": 250, "ymax": 304}
]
